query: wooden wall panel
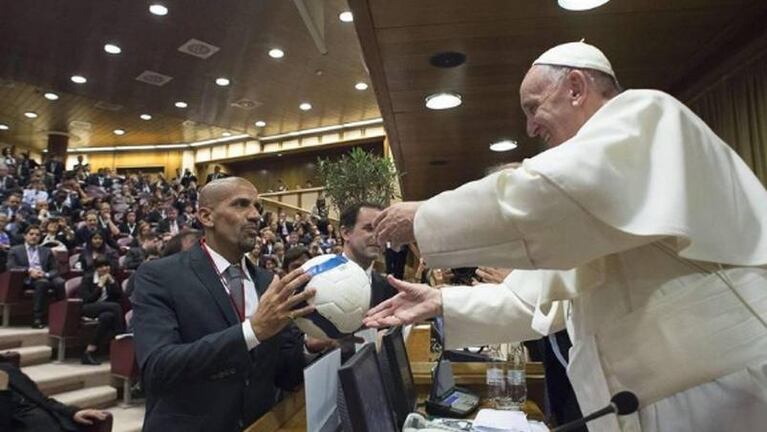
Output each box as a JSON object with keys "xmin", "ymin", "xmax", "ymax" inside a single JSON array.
[{"xmin": 85, "ymin": 150, "xmax": 183, "ymax": 178}]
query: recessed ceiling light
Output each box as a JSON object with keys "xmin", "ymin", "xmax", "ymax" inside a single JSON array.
[
  {"xmin": 113, "ymin": 129, "xmax": 126, "ymax": 135},
  {"xmin": 299, "ymin": 102, "xmax": 312, "ymax": 111},
  {"xmin": 215, "ymin": 77, "xmax": 230, "ymax": 87},
  {"xmin": 43, "ymin": 92, "xmax": 59, "ymax": 101},
  {"xmin": 149, "ymin": 4, "xmax": 168, "ymax": 16},
  {"xmin": 354, "ymin": 82, "xmax": 368, "ymax": 91},
  {"xmin": 255, "ymin": 120, "xmax": 266, "ymax": 127},
  {"xmin": 104, "ymin": 43, "xmax": 122, "ymax": 54},
  {"xmin": 339, "ymin": 11, "xmax": 353, "ymax": 22},
  {"xmin": 24, "ymin": 111, "xmax": 38, "ymax": 119},
  {"xmin": 140, "ymin": 114, "xmax": 152, "ymax": 120},
  {"xmin": 268, "ymin": 48, "xmax": 285, "ymax": 59},
  {"xmin": 557, "ymin": 0, "xmax": 610, "ymax": 11},
  {"xmin": 222, "ymin": 132, "xmax": 232, "ymax": 137},
  {"xmin": 277, "ymin": 153, "xmax": 283, "ymax": 157},
  {"xmin": 175, "ymin": 101, "xmax": 188, "ymax": 109},
  {"xmin": 489, "ymin": 140, "xmax": 518, "ymax": 152},
  {"xmin": 0, "ymin": 124, "xmax": 9, "ymax": 131},
  {"xmin": 70, "ymin": 75, "xmax": 87, "ymax": 84},
  {"xmin": 425, "ymin": 92, "xmax": 462, "ymax": 110}
]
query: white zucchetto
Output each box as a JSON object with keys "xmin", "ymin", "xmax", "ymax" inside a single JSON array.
[{"xmin": 532, "ymin": 41, "xmax": 616, "ymax": 79}]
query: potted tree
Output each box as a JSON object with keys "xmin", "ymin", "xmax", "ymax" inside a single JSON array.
[{"xmin": 317, "ymin": 147, "xmax": 399, "ymax": 213}]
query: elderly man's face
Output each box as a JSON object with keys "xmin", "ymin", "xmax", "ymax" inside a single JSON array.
[{"xmin": 520, "ymin": 66, "xmax": 584, "ymax": 148}]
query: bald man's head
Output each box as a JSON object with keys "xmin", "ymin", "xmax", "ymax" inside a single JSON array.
[
  {"xmin": 199, "ymin": 177, "xmax": 257, "ymax": 209},
  {"xmin": 197, "ymin": 177, "xmax": 262, "ymax": 258}
]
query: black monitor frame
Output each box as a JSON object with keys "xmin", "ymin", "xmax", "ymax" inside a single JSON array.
[
  {"xmin": 337, "ymin": 343, "xmax": 398, "ymax": 432},
  {"xmin": 380, "ymin": 325, "xmax": 418, "ymax": 428}
]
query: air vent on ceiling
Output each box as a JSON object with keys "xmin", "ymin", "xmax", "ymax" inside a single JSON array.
[
  {"xmin": 69, "ymin": 121, "xmax": 92, "ymax": 130},
  {"xmin": 178, "ymin": 38, "xmax": 220, "ymax": 59},
  {"xmin": 94, "ymin": 101, "xmax": 123, "ymax": 111},
  {"xmin": 136, "ymin": 70, "xmax": 173, "ymax": 86},
  {"xmin": 230, "ymin": 99, "xmax": 262, "ymax": 110}
]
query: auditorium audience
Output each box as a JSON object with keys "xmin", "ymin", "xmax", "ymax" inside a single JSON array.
[{"xmin": 78, "ymin": 256, "xmax": 125, "ymax": 365}]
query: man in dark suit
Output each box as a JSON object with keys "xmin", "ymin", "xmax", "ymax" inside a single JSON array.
[
  {"xmin": 7, "ymin": 225, "xmax": 66, "ymax": 328},
  {"xmin": 85, "ymin": 169, "xmax": 112, "ymax": 189},
  {"xmin": 0, "ymin": 359, "xmax": 108, "ymax": 431},
  {"xmin": 132, "ymin": 177, "xmax": 317, "ymax": 432},
  {"xmin": 156, "ymin": 207, "xmax": 183, "ymax": 236},
  {"xmin": 44, "ymin": 156, "xmax": 65, "ymax": 185},
  {"xmin": 340, "ymin": 203, "xmax": 398, "ymax": 308},
  {"xmin": 204, "ymin": 165, "xmax": 227, "ymax": 184}
]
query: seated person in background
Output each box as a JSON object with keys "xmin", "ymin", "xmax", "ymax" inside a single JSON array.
[
  {"xmin": 157, "ymin": 206, "xmax": 183, "ymax": 238},
  {"xmin": 160, "ymin": 229, "xmax": 201, "ymax": 258},
  {"xmin": 48, "ymin": 189, "xmax": 74, "ymax": 221},
  {"xmin": 0, "ymin": 359, "xmax": 108, "ymax": 431},
  {"xmin": 124, "ymin": 245, "xmax": 161, "ymax": 301},
  {"xmin": 129, "ymin": 222, "xmax": 153, "ymax": 248},
  {"xmin": 283, "ymin": 246, "xmax": 311, "ymax": 273},
  {"xmin": 124, "ymin": 233, "xmax": 159, "ymax": 271},
  {"xmin": 7, "ymin": 225, "xmax": 65, "ymax": 328},
  {"xmin": 0, "ymin": 213, "xmax": 12, "ymax": 250},
  {"xmin": 40, "ymin": 218, "xmax": 72, "ymax": 253},
  {"xmin": 78, "ymin": 256, "xmax": 126, "ymax": 365},
  {"xmin": 74, "ymin": 210, "xmax": 102, "ymax": 248},
  {"xmin": 78, "ymin": 232, "xmax": 118, "ymax": 273},
  {"xmin": 118, "ymin": 210, "xmax": 138, "ymax": 237}
]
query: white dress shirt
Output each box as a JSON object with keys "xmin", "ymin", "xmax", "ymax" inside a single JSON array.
[{"xmin": 203, "ymin": 243, "xmax": 261, "ymax": 350}]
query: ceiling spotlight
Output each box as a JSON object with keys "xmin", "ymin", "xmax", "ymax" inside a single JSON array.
[
  {"xmin": 215, "ymin": 77, "xmax": 230, "ymax": 87},
  {"xmin": 268, "ymin": 48, "xmax": 285, "ymax": 59},
  {"xmin": 489, "ymin": 140, "xmax": 518, "ymax": 152},
  {"xmin": 43, "ymin": 92, "xmax": 59, "ymax": 101},
  {"xmin": 104, "ymin": 43, "xmax": 122, "ymax": 54},
  {"xmin": 557, "ymin": 0, "xmax": 610, "ymax": 11},
  {"xmin": 113, "ymin": 129, "xmax": 126, "ymax": 135},
  {"xmin": 425, "ymin": 92, "xmax": 462, "ymax": 110},
  {"xmin": 222, "ymin": 132, "xmax": 232, "ymax": 137},
  {"xmin": 175, "ymin": 101, "xmax": 188, "ymax": 109},
  {"xmin": 149, "ymin": 4, "xmax": 168, "ymax": 16},
  {"xmin": 70, "ymin": 75, "xmax": 87, "ymax": 84},
  {"xmin": 339, "ymin": 11, "xmax": 354, "ymax": 22},
  {"xmin": 299, "ymin": 102, "xmax": 312, "ymax": 111},
  {"xmin": 140, "ymin": 114, "xmax": 152, "ymax": 120},
  {"xmin": 24, "ymin": 111, "xmax": 38, "ymax": 119},
  {"xmin": 354, "ymin": 82, "xmax": 368, "ymax": 91},
  {"xmin": 255, "ymin": 120, "xmax": 266, "ymax": 127},
  {"xmin": 0, "ymin": 124, "xmax": 9, "ymax": 131}
]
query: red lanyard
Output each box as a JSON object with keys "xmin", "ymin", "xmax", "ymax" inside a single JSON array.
[{"xmin": 200, "ymin": 239, "xmax": 245, "ymax": 321}]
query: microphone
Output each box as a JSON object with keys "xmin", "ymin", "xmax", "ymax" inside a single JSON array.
[{"xmin": 551, "ymin": 391, "xmax": 639, "ymax": 432}]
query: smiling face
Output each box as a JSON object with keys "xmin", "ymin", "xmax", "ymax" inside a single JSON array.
[{"xmin": 342, "ymin": 206, "xmax": 382, "ymax": 265}]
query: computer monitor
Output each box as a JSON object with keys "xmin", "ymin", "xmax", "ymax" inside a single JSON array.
[
  {"xmin": 337, "ymin": 343, "xmax": 398, "ymax": 432},
  {"xmin": 380, "ymin": 326, "xmax": 417, "ymax": 428}
]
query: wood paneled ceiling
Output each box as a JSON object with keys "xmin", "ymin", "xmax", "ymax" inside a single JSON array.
[
  {"xmin": 0, "ymin": 0, "xmax": 380, "ymax": 150},
  {"xmin": 348, "ymin": 0, "xmax": 767, "ymax": 200}
]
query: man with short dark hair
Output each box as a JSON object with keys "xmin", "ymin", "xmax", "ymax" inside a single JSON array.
[
  {"xmin": 340, "ymin": 203, "xmax": 397, "ymax": 309},
  {"xmin": 7, "ymin": 225, "xmax": 65, "ymax": 328}
]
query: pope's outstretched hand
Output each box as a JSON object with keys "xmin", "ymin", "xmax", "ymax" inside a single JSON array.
[
  {"xmin": 363, "ymin": 275, "xmax": 443, "ymax": 328},
  {"xmin": 372, "ymin": 202, "xmax": 421, "ymax": 250}
]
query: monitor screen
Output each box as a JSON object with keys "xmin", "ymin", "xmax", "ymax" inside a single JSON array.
[
  {"xmin": 338, "ymin": 343, "xmax": 398, "ymax": 432},
  {"xmin": 380, "ymin": 326, "xmax": 418, "ymax": 428}
]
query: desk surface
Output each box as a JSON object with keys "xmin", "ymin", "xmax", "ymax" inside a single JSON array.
[{"xmin": 247, "ymin": 362, "xmax": 545, "ymax": 432}]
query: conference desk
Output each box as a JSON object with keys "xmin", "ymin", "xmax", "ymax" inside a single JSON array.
[{"xmin": 246, "ymin": 361, "xmax": 545, "ymax": 432}]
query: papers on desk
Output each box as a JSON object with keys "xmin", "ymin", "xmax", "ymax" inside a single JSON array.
[
  {"xmin": 304, "ymin": 348, "xmax": 342, "ymax": 432},
  {"xmin": 472, "ymin": 409, "xmax": 549, "ymax": 432}
]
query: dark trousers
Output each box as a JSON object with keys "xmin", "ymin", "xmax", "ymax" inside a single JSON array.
[
  {"xmin": 29, "ymin": 277, "xmax": 65, "ymax": 321},
  {"xmin": 13, "ymin": 406, "xmax": 78, "ymax": 432},
  {"xmin": 81, "ymin": 301, "xmax": 125, "ymax": 347}
]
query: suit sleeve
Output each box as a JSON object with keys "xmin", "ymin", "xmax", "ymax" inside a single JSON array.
[
  {"xmin": 132, "ymin": 262, "xmax": 253, "ymax": 394},
  {"xmin": 0, "ymin": 390, "xmax": 10, "ymax": 430},
  {"xmin": 78, "ymin": 276, "xmax": 100, "ymax": 303},
  {"xmin": 6, "ymin": 249, "xmax": 20, "ymax": 269},
  {"xmin": 272, "ymin": 324, "xmax": 305, "ymax": 391},
  {"xmin": 43, "ymin": 249, "xmax": 58, "ymax": 278}
]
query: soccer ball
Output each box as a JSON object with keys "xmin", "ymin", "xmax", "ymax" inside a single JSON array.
[{"xmin": 293, "ymin": 254, "xmax": 371, "ymax": 339}]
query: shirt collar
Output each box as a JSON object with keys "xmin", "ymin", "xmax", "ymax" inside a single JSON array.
[
  {"xmin": 342, "ymin": 252, "xmax": 373, "ymax": 281},
  {"xmin": 204, "ymin": 242, "xmax": 252, "ymax": 281}
]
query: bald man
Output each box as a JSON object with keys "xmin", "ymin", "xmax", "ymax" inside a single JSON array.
[{"xmin": 132, "ymin": 177, "xmax": 316, "ymax": 432}]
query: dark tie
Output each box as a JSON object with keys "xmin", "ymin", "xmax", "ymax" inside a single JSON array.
[{"xmin": 224, "ymin": 265, "xmax": 245, "ymax": 319}]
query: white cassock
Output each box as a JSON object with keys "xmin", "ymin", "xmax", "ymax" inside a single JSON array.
[{"xmin": 414, "ymin": 89, "xmax": 767, "ymax": 432}]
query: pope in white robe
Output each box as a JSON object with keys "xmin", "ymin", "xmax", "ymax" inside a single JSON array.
[{"xmin": 366, "ymin": 42, "xmax": 767, "ymax": 432}]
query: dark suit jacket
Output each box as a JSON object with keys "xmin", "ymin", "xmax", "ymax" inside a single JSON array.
[
  {"xmin": 156, "ymin": 218, "xmax": 184, "ymax": 235},
  {"xmin": 0, "ymin": 361, "xmax": 80, "ymax": 431},
  {"xmin": 133, "ymin": 243, "xmax": 304, "ymax": 432},
  {"xmin": 7, "ymin": 244, "xmax": 59, "ymax": 277},
  {"xmin": 370, "ymin": 271, "xmax": 398, "ymax": 309},
  {"xmin": 78, "ymin": 272, "xmax": 122, "ymax": 304}
]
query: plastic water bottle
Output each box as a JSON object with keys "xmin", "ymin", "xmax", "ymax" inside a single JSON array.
[
  {"xmin": 485, "ymin": 345, "xmax": 506, "ymax": 408},
  {"xmin": 505, "ymin": 342, "xmax": 527, "ymax": 410}
]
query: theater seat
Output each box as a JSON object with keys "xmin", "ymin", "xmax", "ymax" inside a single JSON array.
[
  {"xmin": 110, "ymin": 333, "xmax": 138, "ymax": 405},
  {"xmin": 0, "ymin": 270, "xmax": 34, "ymax": 327},
  {"xmin": 48, "ymin": 276, "xmax": 98, "ymax": 362}
]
